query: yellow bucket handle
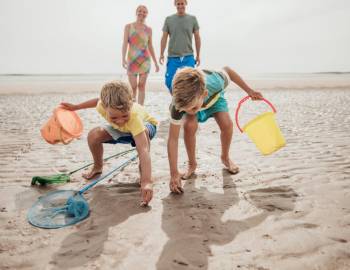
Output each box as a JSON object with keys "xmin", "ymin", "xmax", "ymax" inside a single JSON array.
[{"xmin": 235, "ymin": 96, "xmax": 277, "ymax": 133}]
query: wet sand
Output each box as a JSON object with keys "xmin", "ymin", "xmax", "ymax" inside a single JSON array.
[{"xmin": 0, "ymin": 77, "xmax": 350, "ymax": 270}]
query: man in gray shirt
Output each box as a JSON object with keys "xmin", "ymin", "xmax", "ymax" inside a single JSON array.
[{"xmin": 159, "ymin": 0, "xmax": 201, "ymax": 93}]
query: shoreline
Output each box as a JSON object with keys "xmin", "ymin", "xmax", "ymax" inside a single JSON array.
[{"xmin": 1, "ymin": 76, "xmax": 350, "ymax": 95}]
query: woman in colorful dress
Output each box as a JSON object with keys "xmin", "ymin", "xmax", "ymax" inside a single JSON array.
[{"xmin": 122, "ymin": 5, "xmax": 159, "ymax": 105}]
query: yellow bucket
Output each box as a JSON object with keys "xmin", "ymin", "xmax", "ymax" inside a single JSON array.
[{"xmin": 235, "ymin": 96, "xmax": 286, "ymax": 155}]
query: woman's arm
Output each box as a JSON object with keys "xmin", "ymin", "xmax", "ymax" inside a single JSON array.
[
  {"xmin": 122, "ymin": 24, "xmax": 130, "ymax": 69},
  {"xmin": 147, "ymin": 28, "xmax": 159, "ymax": 72}
]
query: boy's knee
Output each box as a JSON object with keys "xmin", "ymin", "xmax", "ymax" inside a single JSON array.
[
  {"xmin": 87, "ymin": 128, "xmax": 106, "ymax": 143},
  {"xmin": 144, "ymin": 128, "xmax": 151, "ymax": 140},
  {"xmin": 220, "ymin": 119, "xmax": 233, "ymax": 132},
  {"xmin": 184, "ymin": 119, "xmax": 198, "ymax": 134}
]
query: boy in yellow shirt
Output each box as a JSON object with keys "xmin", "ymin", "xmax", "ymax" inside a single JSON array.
[{"xmin": 61, "ymin": 81, "xmax": 157, "ymax": 205}]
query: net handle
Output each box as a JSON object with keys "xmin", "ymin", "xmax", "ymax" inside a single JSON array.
[
  {"xmin": 235, "ymin": 96, "xmax": 277, "ymax": 133},
  {"xmin": 78, "ymin": 154, "xmax": 138, "ymax": 194},
  {"xmin": 69, "ymin": 148, "xmax": 136, "ymax": 175}
]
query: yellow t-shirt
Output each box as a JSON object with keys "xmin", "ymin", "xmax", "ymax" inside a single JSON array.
[{"xmin": 96, "ymin": 101, "xmax": 158, "ymax": 137}]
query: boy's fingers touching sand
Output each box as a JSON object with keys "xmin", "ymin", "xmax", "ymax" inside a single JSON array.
[
  {"xmin": 141, "ymin": 183, "xmax": 153, "ymax": 206},
  {"xmin": 170, "ymin": 174, "xmax": 184, "ymax": 194}
]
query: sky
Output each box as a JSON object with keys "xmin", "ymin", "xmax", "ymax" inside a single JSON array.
[{"xmin": 0, "ymin": 0, "xmax": 349, "ymax": 74}]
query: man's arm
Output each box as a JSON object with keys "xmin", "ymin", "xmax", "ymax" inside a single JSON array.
[
  {"xmin": 223, "ymin": 66, "xmax": 263, "ymax": 100},
  {"xmin": 159, "ymin": 31, "xmax": 169, "ymax": 65},
  {"xmin": 167, "ymin": 122, "xmax": 183, "ymax": 193},
  {"xmin": 134, "ymin": 131, "xmax": 153, "ymax": 205},
  {"xmin": 194, "ymin": 30, "xmax": 201, "ymax": 66}
]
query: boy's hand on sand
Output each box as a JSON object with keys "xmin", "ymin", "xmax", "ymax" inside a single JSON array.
[
  {"xmin": 170, "ymin": 173, "xmax": 184, "ymax": 194},
  {"xmin": 140, "ymin": 182, "xmax": 153, "ymax": 207},
  {"xmin": 248, "ymin": 90, "xmax": 263, "ymax": 100},
  {"xmin": 60, "ymin": 102, "xmax": 77, "ymax": 111}
]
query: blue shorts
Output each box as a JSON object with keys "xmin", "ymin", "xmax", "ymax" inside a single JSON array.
[
  {"xmin": 165, "ymin": 55, "xmax": 195, "ymax": 93},
  {"xmin": 196, "ymin": 96, "xmax": 229, "ymax": 123},
  {"xmin": 103, "ymin": 123, "xmax": 157, "ymax": 147}
]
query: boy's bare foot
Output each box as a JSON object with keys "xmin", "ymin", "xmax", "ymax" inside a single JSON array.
[
  {"xmin": 182, "ymin": 162, "xmax": 197, "ymax": 180},
  {"xmin": 82, "ymin": 167, "xmax": 102, "ymax": 180},
  {"xmin": 221, "ymin": 158, "xmax": 239, "ymax": 174}
]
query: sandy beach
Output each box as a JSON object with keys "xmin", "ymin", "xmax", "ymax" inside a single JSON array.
[{"xmin": 0, "ymin": 75, "xmax": 350, "ymax": 270}]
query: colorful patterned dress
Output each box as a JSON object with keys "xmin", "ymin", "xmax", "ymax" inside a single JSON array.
[{"xmin": 127, "ymin": 23, "xmax": 151, "ymax": 75}]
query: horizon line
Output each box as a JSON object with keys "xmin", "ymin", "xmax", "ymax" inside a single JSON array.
[{"xmin": 1, "ymin": 71, "xmax": 350, "ymax": 76}]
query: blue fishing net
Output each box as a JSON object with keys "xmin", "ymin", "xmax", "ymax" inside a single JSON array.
[
  {"xmin": 28, "ymin": 153, "xmax": 138, "ymax": 229},
  {"xmin": 27, "ymin": 190, "xmax": 89, "ymax": 229}
]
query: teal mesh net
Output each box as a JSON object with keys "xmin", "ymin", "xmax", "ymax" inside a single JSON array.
[
  {"xmin": 28, "ymin": 154, "xmax": 138, "ymax": 229},
  {"xmin": 27, "ymin": 190, "xmax": 89, "ymax": 229}
]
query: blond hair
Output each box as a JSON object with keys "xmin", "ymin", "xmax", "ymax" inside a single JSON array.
[
  {"xmin": 136, "ymin": 5, "xmax": 148, "ymax": 13},
  {"xmin": 100, "ymin": 81, "xmax": 132, "ymax": 112},
  {"xmin": 174, "ymin": 0, "xmax": 187, "ymax": 4},
  {"xmin": 172, "ymin": 68, "xmax": 206, "ymax": 110}
]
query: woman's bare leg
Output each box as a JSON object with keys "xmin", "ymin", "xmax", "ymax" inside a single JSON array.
[
  {"xmin": 128, "ymin": 74, "xmax": 138, "ymax": 102},
  {"xmin": 138, "ymin": 73, "xmax": 148, "ymax": 105}
]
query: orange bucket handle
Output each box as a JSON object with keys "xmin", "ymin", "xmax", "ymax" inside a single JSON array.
[{"xmin": 235, "ymin": 96, "xmax": 277, "ymax": 133}]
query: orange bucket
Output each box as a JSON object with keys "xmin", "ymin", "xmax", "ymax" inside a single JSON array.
[{"xmin": 40, "ymin": 107, "xmax": 83, "ymax": 145}]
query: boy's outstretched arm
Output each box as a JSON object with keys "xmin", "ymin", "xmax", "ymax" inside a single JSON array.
[
  {"xmin": 134, "ymin": 131, "xmax": 153, "ymax": 206},
  {"xmin": 60, "ymin": 98, "xmax": 99, "ymax": 111},
  {"xmin": 223, "ymin": 66, "xmax": 263, "ymax": 100},
  {"xmin": 167, "ymin": 123, "xmax": 184, "ymax": 194}
]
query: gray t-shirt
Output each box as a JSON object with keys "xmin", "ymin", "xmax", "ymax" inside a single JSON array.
[{"xmin": 162, "ymin": 14, "xmax": 199, "ymax": 57}]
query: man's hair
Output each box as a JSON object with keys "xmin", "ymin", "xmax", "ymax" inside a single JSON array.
[
  {"xmin": 100, "ymin": 81, "xmax": 133, "ymax": 112},
  {"xmin": 172, "ymin": 67, "xmax": 206, "ymax": 110}
]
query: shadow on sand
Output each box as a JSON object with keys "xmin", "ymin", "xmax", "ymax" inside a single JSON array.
[
  {"xmin": 50, "ymin": 182, "xmax": 149, "ymax": 269},
  {"xmin": 157, "ymin": 170, "xmax": 298, "ymax": 269}
]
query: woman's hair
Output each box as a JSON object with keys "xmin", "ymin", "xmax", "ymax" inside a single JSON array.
[
  {"xmin": 136, "ymin": 5, "xmax": 148, "ymax": 14},
  {"xmin": 172, "ymin": 67, "xmax": 206, "ymax": 110},
  {"xmin": 100, "ymin": 81, "xmax": 133, "ymax": 112},
  {"xmin": 174, "ymin": 0, "xmax": 187, "ymax": 5}
]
